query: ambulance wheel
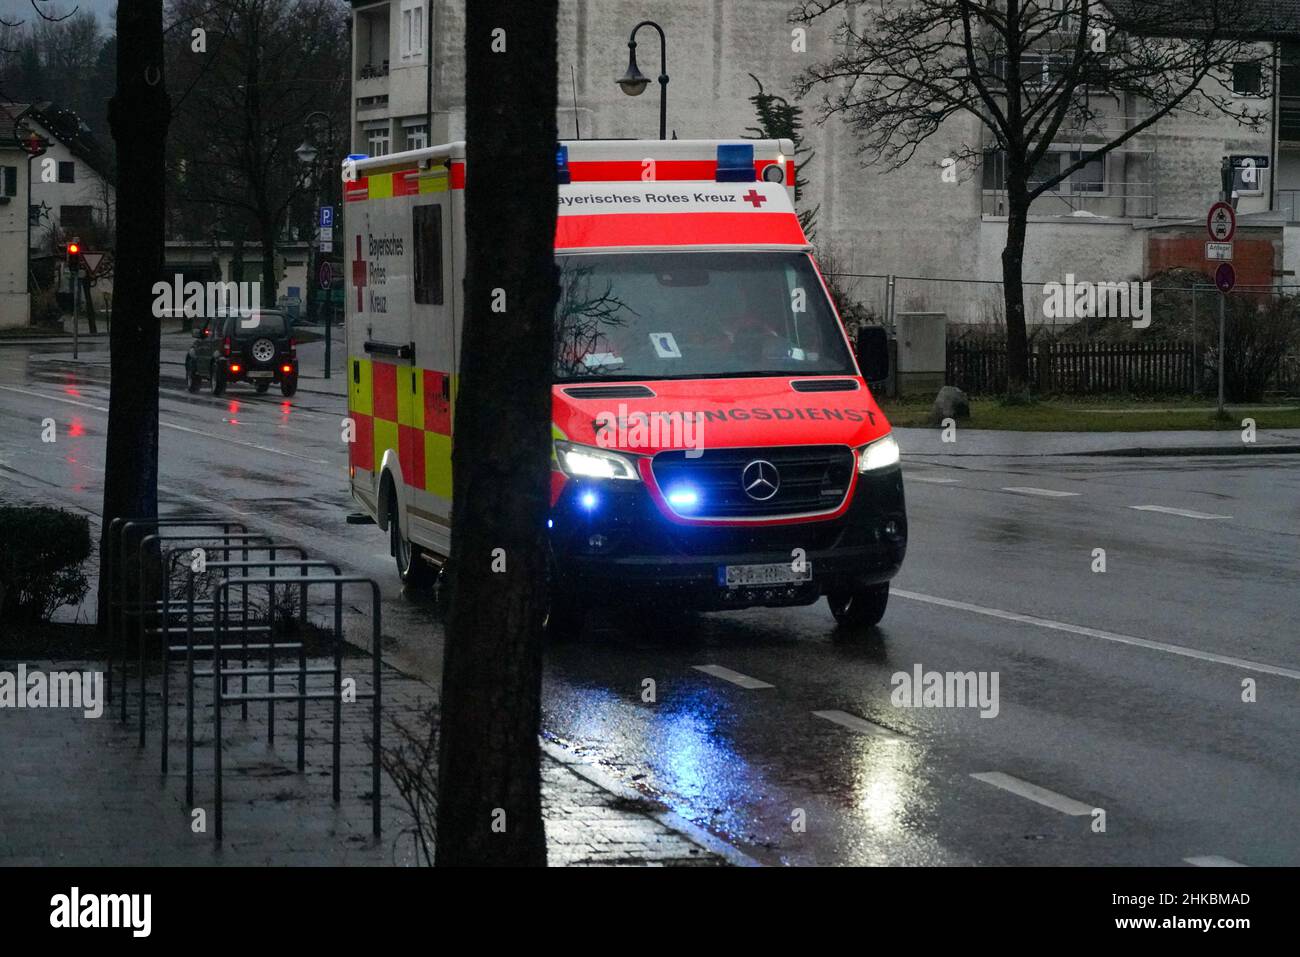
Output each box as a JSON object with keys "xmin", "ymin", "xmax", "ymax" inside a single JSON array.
[
  {"xmin": 280, "ymin": 376, "xmax": 297, "ymax": 398},
  {"xmin": 254, "ymin": 380, "xmax": 270, "ymax": 394},
  {"xmin": 827, "ymin": 583, "xmax": 890, "ymax": 629},
  {"xmin": 185, "ymin": 360, "xmax": 201, "ymax": 393},
  {"xmin": 390, "ymin": 503, "xmax": 435, "ymax": 588},
  {"xmin": 209, "ymin": 363, "xmax": 226, "ymax": 396}
]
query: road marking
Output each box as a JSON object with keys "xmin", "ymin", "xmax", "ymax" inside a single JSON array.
[
  {"xmin": 693, "ymin": 665, "xmax": 774, "ymax": 690},
  {"xmin": 812, "ymin": 710, "xmax": 903, "ymax": 739},
  {"xmin": 909, "ymin": 476, "xmax": 961, "ymax": 485},
  {"xmin": 970, "ymin": 772, "xmax": 1094, "ymax": 816},
  {"xmin": 1001, "ymin": 486, "xmax": 1080, "ymax": 498},
  {"xmin": 893, "ymin": 589, "xmax": 1300, "ymax": 681},
  {"xmin": 1129, "ymin": 505, "xmax": 1232, "ymax": 521},
  {"xmin": 1184, "ymin": 855, "xmax": 1247, "ymax": 867},
  {"xmin": 0, "ymin": 385, "xmax": 330, "ymax": 465}
]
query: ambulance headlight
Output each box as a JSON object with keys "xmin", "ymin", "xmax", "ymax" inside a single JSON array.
[
  {"xmin": 856, "ymin": 434, "xmax": 900, "ymax": 472},
  {"xmin": 555, "ymin": 441, "xmax": 640, "ymax": 481}
]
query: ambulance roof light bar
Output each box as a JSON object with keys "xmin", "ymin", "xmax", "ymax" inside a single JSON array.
[
  {"xmin": 557, "ymin": 144, "xmax": 571, "ymax": 184},
  {"xmin": 716, "ymin": 143, "xmax": 755, "ymax": 183}
]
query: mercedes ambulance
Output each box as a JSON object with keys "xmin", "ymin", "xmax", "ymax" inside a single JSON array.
[{"xmin": 343, "ymin": 138, "xmax": 906, "ymax": 629}]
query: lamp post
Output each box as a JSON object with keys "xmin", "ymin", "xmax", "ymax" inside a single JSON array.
[
  {"xmin": 296, "ymin": 110, "xmax": 337, "ymax": 378},
  {"xmin": 617, "ymin": 20, "xmax": 669, "ymax": 140}
]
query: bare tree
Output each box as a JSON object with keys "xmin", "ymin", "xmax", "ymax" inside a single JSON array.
[
  {"xmin": 165, "ymin": 0, "xmax": 347, "ymax": 303},
  {"xmin": 435, "ymin": 0, "xmax": 559, "ymax": 866},
  {"xmin": 794, "ymin": 0, "xmax": 1269, "ymax": 395}
]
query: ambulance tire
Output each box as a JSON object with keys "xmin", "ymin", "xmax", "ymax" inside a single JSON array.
[
  {"xmin": 390, "ymin": 501, "xmax": 435, "ymax": 588},
  {"xmin": 185, "ymin": 360, "xmax": 201, "ymax": 393},
  {"xmin": 827, "ymin": 583, "xmax": 890, "ymax": 630},
  {"xmin": 255, "ymin": 380, "xmax": 271, "ymax": 394},
  {"xmin": 209, "ymin": 362, "xmax": 226, "ymax": 396}
]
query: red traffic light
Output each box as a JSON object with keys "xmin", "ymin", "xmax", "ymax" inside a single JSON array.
[{"xmin": 67, "ymin": 242, "xmax": 80, "ymax": 257}]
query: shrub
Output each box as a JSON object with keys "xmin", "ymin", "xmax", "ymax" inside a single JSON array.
[{"xmin": 0, "ymin": 506, "xmax": 92, "ymax": 623}]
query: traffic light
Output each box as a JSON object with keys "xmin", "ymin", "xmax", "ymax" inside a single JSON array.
[{"xmin": 66, "ymin": 240, "xmax": 80, "ymax": 266}]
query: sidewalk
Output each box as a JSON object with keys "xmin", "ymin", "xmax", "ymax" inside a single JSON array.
[
  {"xmin": 895, "ymin": 425, "xmax": 1300, "ymax": 457},
  {"xmin": 0, "ymin": 656, "xmax": 729, "ymax": 867}
]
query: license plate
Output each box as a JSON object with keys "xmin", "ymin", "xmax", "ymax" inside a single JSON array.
[
  {"xmin": 248, "ymin": 370, "xmax": 273, "ymax": 379},
  {"xmin": 720, "ymin": 562, "xmax": 813, "ymax": 589}
]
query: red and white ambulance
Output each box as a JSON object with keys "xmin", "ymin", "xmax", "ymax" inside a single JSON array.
[{"xmin": 343, "ymin": 138, "xmax": 906, "ymax": 628}]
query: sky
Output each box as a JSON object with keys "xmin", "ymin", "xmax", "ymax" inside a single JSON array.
[{"xmin": 0, "ymin": 0, "xmax": 114, "ymax": 27}]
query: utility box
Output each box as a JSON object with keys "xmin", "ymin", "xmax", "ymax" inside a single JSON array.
[{"xmin": 895, "ymin": 312, "xmax": 947, "ymax": 397}]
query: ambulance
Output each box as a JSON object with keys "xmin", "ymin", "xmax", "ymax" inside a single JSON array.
[{"xmin": 343, "ymin": 138, "xmax": 906, "ymax": 630}]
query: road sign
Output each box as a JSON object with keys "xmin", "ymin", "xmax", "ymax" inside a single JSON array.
[
  {"xmin": 1205, "ymin": 242, "xmax": 1233, "ymax": 262},
  {"xmin": 319, "ymin": 206, "xmax": 334, "ymax": 228},
  {"xmin": 317, "ymin": 260, "xmax": 333, "ymax": 290},
  {"xmin": 319, "ymin": 225, "xmax": 333, "ymax": 243},
  {"xmin": 1231, "ymin": 154, "xmax": 1270, "ymax": 170},
  {"xmin": 1207, "ymin": 202, "xmax": 1236, "ymax": 242},
  {"xmin": 1215, "ymin": 262, "xmax": 1236, "ymax": 293},
  {"xmin": 80, "ymin": 251, "xmax": 105, "ymax": 274},
  {"xmin": 319, "ymin": 239, "xmax": 333, "ymax": 254}
]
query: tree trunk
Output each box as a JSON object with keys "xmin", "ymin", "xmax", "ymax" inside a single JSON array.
[
  {"xmin": 435, "ymin": 0, "xmax": 559, "ymax": 866},
  {"xmin": 95, "ymin": 0, "xmax": 170, "ymax": 630},
  {"xmin": 1002, "ymin": 178, "xmax": 1031, "ymax": 397}
]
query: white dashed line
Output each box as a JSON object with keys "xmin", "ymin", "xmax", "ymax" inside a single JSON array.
[
  {"xmin": 908, "ymin": 476, "xmax": 961, "ymax": 485},
  {"xmin": 693, "ymin": 665, "xmax": 774, "ymax": 689},
  {"xmin": 1001, "ymin": 486, "xmax": 1081, "ymax": 498},
  {"xmin": 812, "ymin": 710, "xmax": 903, "ymax": 739},
  {"xmin": 894, "ymin": 589, "xmax": 1300, "ymax": 681},
  {"xmin": 1183, "ymin": 855, "xmax": 1247, "ymax": 867},
  {"xmin": 970, "ymin": 772, "xmax": 1094, "ymax": 816},
  {"xmin": 1129, "ymin": 505, "xmax": 1232, "ymax": 521}
]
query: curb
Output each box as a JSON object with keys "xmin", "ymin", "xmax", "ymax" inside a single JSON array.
[
  {"xmin": 1072, "ymin": 444, "xmax": 1300, "ymax": 457},
  {"xmin": 539, "ymin": 739, "xmax": 761, "ymax": 867}
]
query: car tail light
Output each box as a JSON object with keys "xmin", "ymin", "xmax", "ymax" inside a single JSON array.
[
  {"xmin": 222, "ymin": 337, "xmax": 231, "ymax": 356},
  {"xmin": 289, "ymin": 337, "xmax": 297, "ymax": 355},
  {"xmin": 281, "ymin": 364, "xmax": 293, "ymax": 374},
  {"xmin": 230, "ymin": 363, "xmax": 241, "ymax": 373}
]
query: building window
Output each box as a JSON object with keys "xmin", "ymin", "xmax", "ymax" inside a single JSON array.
[
  {"xmin": 400, "ymin": 1, "xmax": 425, "ymax": 60},
  {"xmin": 413, "ymin": 204, "xmax": 443, "ymax": 305},
  {"xmin": 983, "ymin": 148, "xmax": 1106, "ymax": 195},
  {"xmin": 57, "ymin": 161, "xmax": 75, "ymax": 183},
  {"xmin": 61, "ymin": 205, "xmax": 94, "ymax": 228},
  {"xmin": 405, "ymin": 123, "xmax": 428, "ymax": 151},
  {"xmin": 366, "ymin": 125, "xmax": 391, "ymax": 158},
  {"xmin": 1, "ymin": 165, "xmax": 16, "ymax": 197},
  {"xmin": 1233, "ymin": 61, "xmax": 1264, "ymax": 96}
]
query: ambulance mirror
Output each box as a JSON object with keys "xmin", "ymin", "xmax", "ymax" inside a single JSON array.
[{"xmin": 856, "ymin": 325, "xmax": 890, "ymax": 382}]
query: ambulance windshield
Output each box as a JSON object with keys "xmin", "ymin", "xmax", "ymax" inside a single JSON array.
[{"xmin": 553, "ymin": 252, "xmax": 855, "ymax": 381}]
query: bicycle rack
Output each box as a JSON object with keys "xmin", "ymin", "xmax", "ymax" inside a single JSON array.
[
  {"xmin": 176, "ymin": 557, "xmax": 342, "ymax": 804},
  {"xmin": 209, "ymin": 575, "xmax": 383, "ymax": 843},
  {"xmin": 105, "ymin": 516, "xmax": 250, "ymax": 705},
  {"xmin": 128, "ymin": 530, "xmax": 279, "ymax": 736},
  {"xmin": 158, "ymin": 545, "xmax": 322, "ymax": 775}
]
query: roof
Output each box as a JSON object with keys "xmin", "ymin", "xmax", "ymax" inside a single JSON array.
[{"xmin": 0, "ymin": 101, "xmax": 113, "ymax": 179}]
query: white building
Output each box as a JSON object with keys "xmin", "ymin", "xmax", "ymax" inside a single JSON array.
[
  {"xmin": 347, "ymin": 1, "xmax": 1300, "ymax": 323},
  {"xmin": 0, "ymin": 115, "xmax": 31, "ymax": 328}
]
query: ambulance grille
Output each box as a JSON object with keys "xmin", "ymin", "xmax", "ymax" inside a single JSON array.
[{"xmin": 652, "ymin": 445, "xmax": 854, "ymax": 519}]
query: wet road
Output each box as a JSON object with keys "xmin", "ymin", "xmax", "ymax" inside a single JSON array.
[{"xmin": 3, "ymin": 340, "xmax": 1297, "ymax": 866}]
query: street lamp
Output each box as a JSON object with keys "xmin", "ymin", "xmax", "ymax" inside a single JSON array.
[
  {"xmin": 617, "ymin": 20, "xmax": 668, "ymax": 140},
  {"xmin": 297, "ymin": 110, "xmax": 337, "ymax": 378}
]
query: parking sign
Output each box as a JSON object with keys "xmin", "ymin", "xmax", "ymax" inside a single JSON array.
[{"xmin": 319, "ymin": 206, "xmax": 334, "ymax": 229}]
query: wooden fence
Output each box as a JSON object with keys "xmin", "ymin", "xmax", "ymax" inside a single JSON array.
[{"xmin": 948, "ymin": 339, "xmax": 1198, "ymax": 395}]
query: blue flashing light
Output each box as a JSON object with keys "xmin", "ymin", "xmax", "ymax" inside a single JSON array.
[
  {"xmin": 547, "ymin": 519, "xmax": 554, "ymax": 529},
  {"xmin": 667, "ymin": 487, "xmax": 700, "ymax": 511},
  {"xmin": 716, "ymin": 143, "xmax": 756, "ymax": 183},
  {"xmin": 556, "ymin": 144, "xmax": 571, "ymax": 184},
  {"xmin": 580, "ymin": 490, "xmax": 598, "ymax": 511}
]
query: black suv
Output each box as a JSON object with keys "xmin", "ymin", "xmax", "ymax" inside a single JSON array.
[{"xmin": 186, "ymin": 310, "xmax": 299, "ymax": 397}]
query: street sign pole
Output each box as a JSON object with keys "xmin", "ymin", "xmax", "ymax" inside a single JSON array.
[
  {"xmin": 1206, "ymin": 195, "xmax": 1236, "ymax": 416},
  {"xmin": 1218, "ymin": 292, "xmax": 1225, "ymax": 416},
  {"xmin": 70, "ymin": 260, "xmax": 79, "ymax": 361}
]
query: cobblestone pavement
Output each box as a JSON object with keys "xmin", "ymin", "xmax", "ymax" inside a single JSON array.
[{"xmin": 0, "ymin": 657, "xmax": 724, "ymax": 867}]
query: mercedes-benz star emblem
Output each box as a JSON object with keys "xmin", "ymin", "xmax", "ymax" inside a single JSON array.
[{"xmin": 742, "ymin": 459, "xmax": 780, "ymax": 501}]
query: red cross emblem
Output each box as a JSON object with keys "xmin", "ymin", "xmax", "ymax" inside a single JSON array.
[
  {"xmin": 352, "ymin": 235, "xmax": 367, "ymax": 311},
  {"xmin": 742, "ymin": 189, "xmax": 767, "ymax": 208}
]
